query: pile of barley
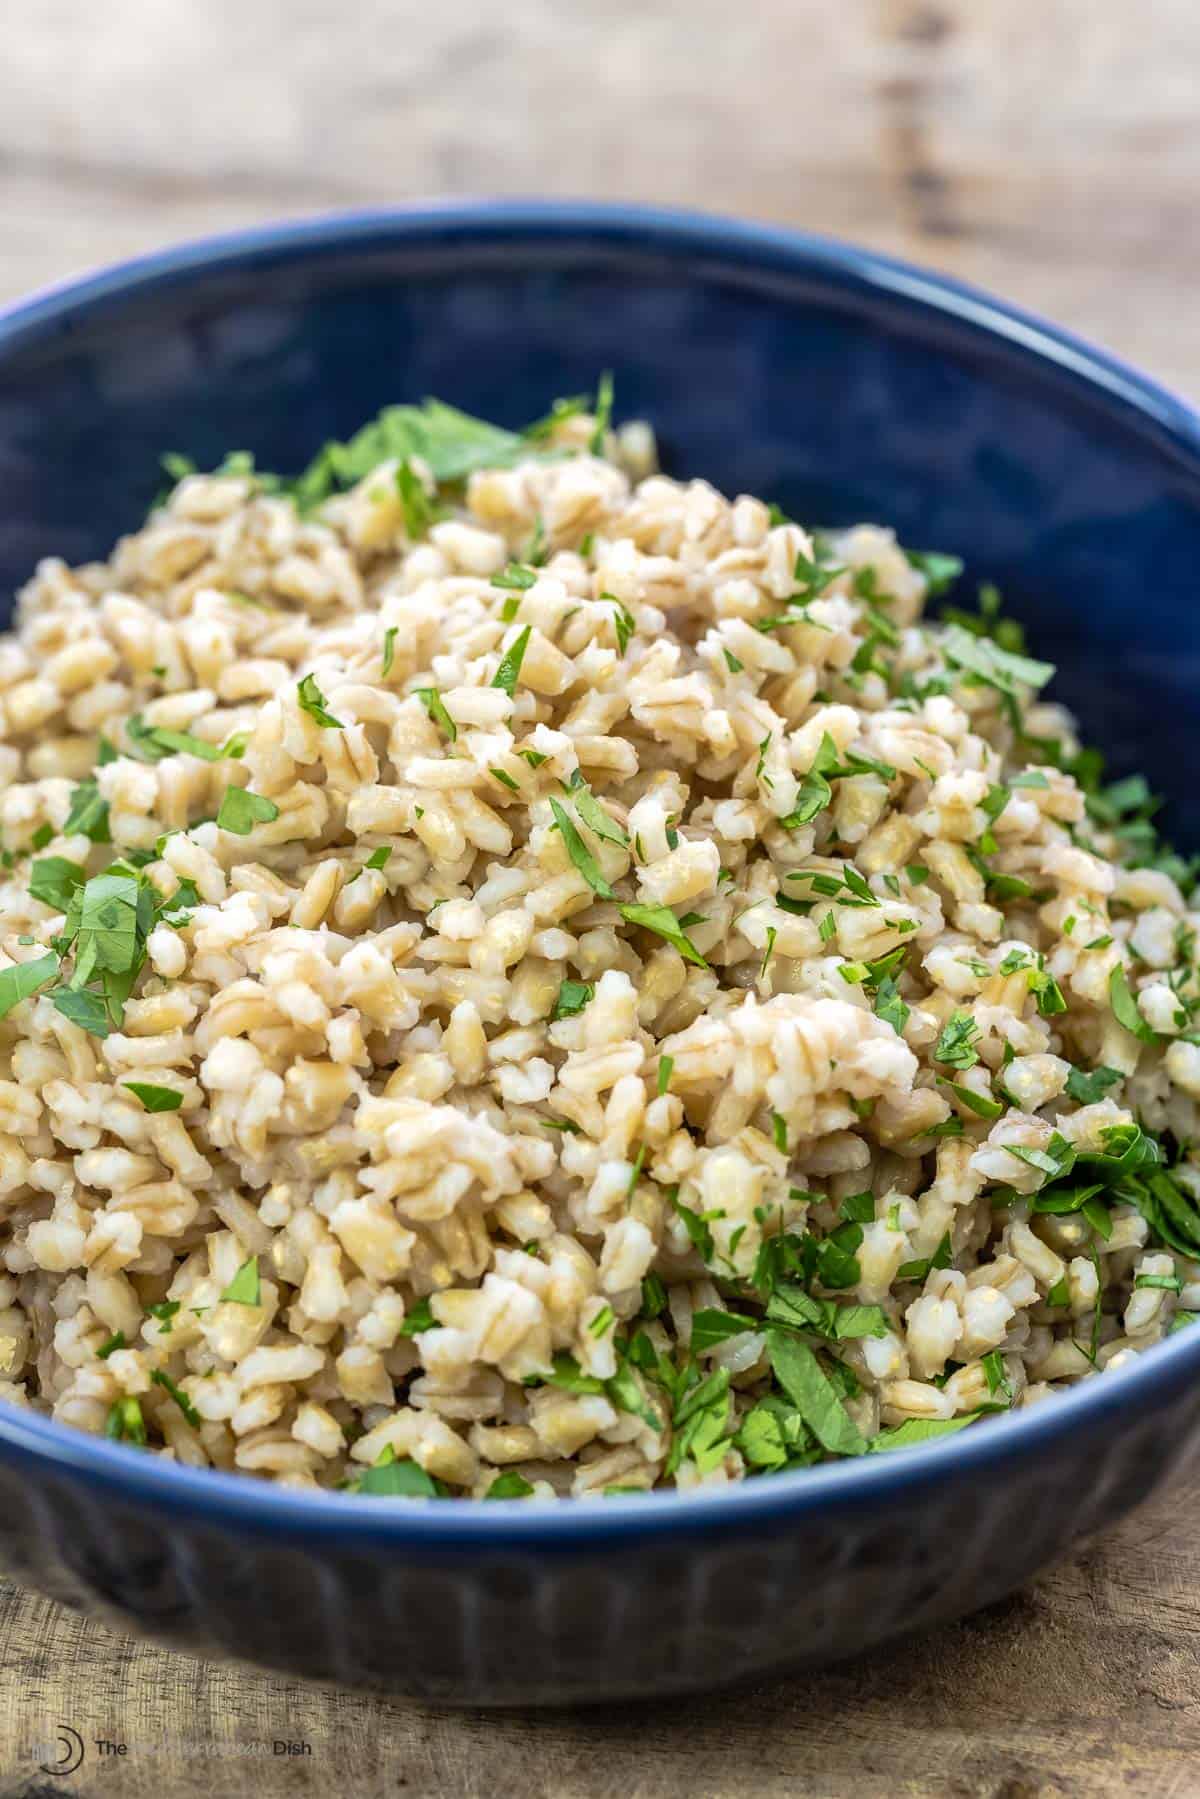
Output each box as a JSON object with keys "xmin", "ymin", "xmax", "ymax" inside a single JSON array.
[{"xmin": 0, "ymin": 399, "xmax": 1196, "ymax": 1500}]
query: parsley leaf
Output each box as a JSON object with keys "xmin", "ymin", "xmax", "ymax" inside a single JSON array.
[
  {"xmin": 220, "ymin": 1256, "xmax": 261, "ymax": 1307},
  {"xmin": 291, "ymin": 399, "xmax": 532, "ymax": 507},
  {"xmin": 767, "ymin": 1331, "xmax": 866, "ymax": 1456},
  {"xmin": 934, "ymin": 1011, "xmax": 981, "ymax": 1071},
  {"xmin": 552, "ymin": 979, "xmax": 594, "ymax": 1020},
  {"xmin": 395, "ymin": 460, "xmax": 439, "ymax": 539},
  {"xmin": 399, "ymin": 1298, "xmax": 436, "ymax": 1337},
  {"xmin": 492, "ymin": 625, "xmax": 532, "ymax": 697},
  {"xmin": 905, "ymin": 548, "xmax": 964, "ymax": 595},
  {"xmin": 690, "ymin": 1307, "xmax": 761, "ymax": 1352},
  {"xmin": 565, "ymin": 770, "xmax": 628, "ymax": 846},
  {"xmin": 590, "ymin": 371, "xmax": 614, "ymax": 453},
  {"xmin": 1109, "ymin": 964, "xmax": 1158, "ymax": 1043},
  {"xmin": 1066, "ymin": 1064, "xmax": 1122, "ymax": 1105},
  {"xmin": 550, "ymin": 798, "xmax": 615, "ymax": 899},
  {"xmin": 414, "ymin": 686, "xmax": 457, "ymax": 741},
  {"xmin": 938, "ymin": 1078, "xmax": 1004, "ymax": 1120},
  {"xmin": 485, "ymin": 1472, "xmax": 535, "ymax": 1500},
  {"xmin": 125, "ymin": 715, "xmax": 230, "ymax": 762},
  {"xmin": 602, "ymin": 595, "xmax": 636, "ymax": 656},
  {"xmin": 781, "ymin": 732, "xmax": 839, "ymax": 827},
  {"xmin": 0, "ymin": 951, "xmax": 60, "ymax": 1019},
  {"xmin": 29, "ymin": 857, "xmax": 86, "ymax": 913},
  {"xmin": 897, "ymin": 1232, "xmax": 953, "ymax": 1282},
  {"xmin": 358, "ymin": 1449, "xmax": 442, "ymax": 1498},
  {"xmin": 941, "ymin": 623, "xmax": 1055, "ymax": 699},
  {"xmin": 51, "ymin": 987, "xmax": 112, "ymax": 1036},
  {"xmin": 150, "ymin": 1368, "xmax": 201, "ymax": 1429},
  {"xmin": 619, "ymin": 901, "xmax": 707, "ymax": 968},
  {"xmin": 105, "ymin": 1396, "xmax": 147, "ymax": 1446},
  {"xmin": 381, "ymin": 626, "xmax": 398, "ymax": 678},
  {"xmin": 491, "ymin": 562, "xmax": 538, "ymax": 592},
  {"xmin": 122, "ymin": 1081, "xmax": 184, "ymax": 1113},
  {"xmin": 296, "ymin": 674, "xmax": 344, "ymax": 729},
  {"xmin": 871, "ymin": 1414, "xmax": 979, "ymax": 1452},
  {"xmin": 63, "ymin": 780, "xmax": 111, "ymax": 843},
  {"xmin": 216, "ymin": 787, "xmax": 280, "ymax": 835},
  {"xmin": 874, "ymin": 975, "xmax": 910, "ymax": 1036}
]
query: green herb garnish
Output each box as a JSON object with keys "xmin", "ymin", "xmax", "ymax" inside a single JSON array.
[
  {"xmin": 297, "ymin": 674, "xmax": 344, "ymax": 729},
  {"xmin": 216, "ymin": 787, "xmax": 280, "ymax": 835},
  {"xmin": 122, "ymin": 1082, "xmax": 184, "ymax": 1113},
  {"xmin": 492, "ymin": 625, "xmax": 532, "ymax": 697},
  {"xmin": 619, "ymin": 902, "xmax": 707, "ymax": 968},
  {"xmin": 552, "ymin": 979, "xmax": 594, "ymax": 1020},
  {"xmin": 219, "ymin": 1256, "xmax": 261, "ymax": 1307}
]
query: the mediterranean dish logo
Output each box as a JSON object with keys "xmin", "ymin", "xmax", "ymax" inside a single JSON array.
[{"xmin": 31, "ymin": 1724, "xmax": 313, "ymax": 1774}]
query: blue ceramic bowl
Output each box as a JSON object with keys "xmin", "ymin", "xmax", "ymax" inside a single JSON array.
[{"xmin": 1, "ymin": 203, "xmax": 1199, "ymax": 1704}]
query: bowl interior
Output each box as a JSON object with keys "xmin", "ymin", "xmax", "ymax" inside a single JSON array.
[{"xmin": 1, "ymin": 207, "xmax": 1198, "ymax": 845}]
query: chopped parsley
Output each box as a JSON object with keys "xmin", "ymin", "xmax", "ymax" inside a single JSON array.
[
  {"xmin": 564, "ymin": 769, "xmax": 628, "ymax": 846},
  {"xmin": 296, "ymin": 673, "xmax": 344, "ymax": 729},
  {"xmin": 396, "ymin": 460, "xmax": 439, "ymax": 538},
  {"xmin": 897, "ymin": 1232, "xmax": 953, "ymax": 1283},
  {"xmin": 414, "ymin": 686, "xmax": 457, "ymax": 742},
  {"xmin": 491, "ymin": 562, "xmax": 538, "ymax": 592},
  {"xmin": 122, "ymin": 1081, "xmax": 184, "ymax": 1113},
  {"xmin": 0, "ymin": 951, "xmax": 60, "ymax": 1020},
  {"xmin": 550, "ymin": 798, "xmax": 615, "ymax": 899},
  {"xmin": 905, "ymin": 548, "xmax": 964, "ymax": 595},
  {"xmin": 399, "ymin": 1298, "xmax": 436, "ymax": 1337},
  {"xmin": 871, "ymin": 1415, "xmax": 979, "ymax": 1452},
  {"xmin": 619, "ymin": 901, "xmax": 707, "ymax": 968},
  {"xmin": 934, "ymin": 1011, "xmax": 981, "ymax": 1071},
  {"xmin": 941, "ymin": 623, "xmax": 1055, "ymax": 722},
  {"xmin": 63, "ymin": 780, "xmax": 111, "ymax": 843},
  {"xmin": 217, "ymin": 787, "xmax": 280, "ymax": 835},
  {"xmin": 485, "ymin": 1472, "xmax": 535, "ymax": 1500},
  {"xmin": 590, "ymin": 371, "xmax": 614, "ymax": 452},
  {"xmin": 358, "ymin": 1447, "xmax": 443, "ymax": 1498},
  {"xmin": 938, "ymin": 1078, "xmax": 1004, "ymax": 1120},
  {"xmin": 150, "ymin": 1369, "xmax": 201, "ymax": 1429},
  {"xmin": 492, "ymin": 625, "xmax": 532, "ymax": 697},
  {"xmin": 1066, "ymin": 1064, "xmax": 1122, "ymax": 1105},
  {"xmin": 691, "ymin": 1306, "xmax": 760, "ymax": 1352},
  {"xmin": 767, "ymin": 1332, "xmax": 866, "ymax": 1456},
  {"xmin": 641, "ymin": 1274, "xmax": 668, "ymax": 1319},
  {"xmin": 603, "ymin": 595, "xmax": 636, "ymax": 655},
  {"xmin": 381, "ymin": 626, "xmax": 398, "ymax": 678},
  {"xmin": 219, "ymin": 1256, "xmax": 261, "ymax": 1307},
  {"xmin": 552, "ymin": 979, "xmax": 594, "ymax": 1020},
  {"xmin": 105, "ymin": 1396, "xmax": 148, "ymax": 1446},
  {"xmin": 1109, "ymin": 964, "xmax": 1158, "ymax": 1043}
]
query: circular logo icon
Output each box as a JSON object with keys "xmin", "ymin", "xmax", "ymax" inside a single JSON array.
[{"xmin": 39, "ymin": 1724, "xmax": 84, "ymax": 1777}]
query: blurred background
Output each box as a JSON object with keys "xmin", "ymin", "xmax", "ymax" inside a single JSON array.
[{"xmin": 4, "ymin": 0, "xmax": 1198, "ymax": 395}]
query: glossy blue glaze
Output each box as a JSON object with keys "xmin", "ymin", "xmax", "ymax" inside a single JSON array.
[{"xmin": 0, "ymin": 203, "xmax": 1198, "ymax": 1702}]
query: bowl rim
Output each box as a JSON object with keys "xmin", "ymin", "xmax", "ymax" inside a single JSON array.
[{"xmin": 1, "ymin": 195, "xmax": 1199, "ymax": 1544}]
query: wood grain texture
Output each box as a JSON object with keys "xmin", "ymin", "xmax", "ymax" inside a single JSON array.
[{"xmin": 1, "ymin": 3, "xmax": 1199, "ymax": 1793}]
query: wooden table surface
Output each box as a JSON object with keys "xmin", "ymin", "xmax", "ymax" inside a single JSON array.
[{"xmin": 2, "ymin": 2, "xmax": 1199, "ymax": 1793}]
